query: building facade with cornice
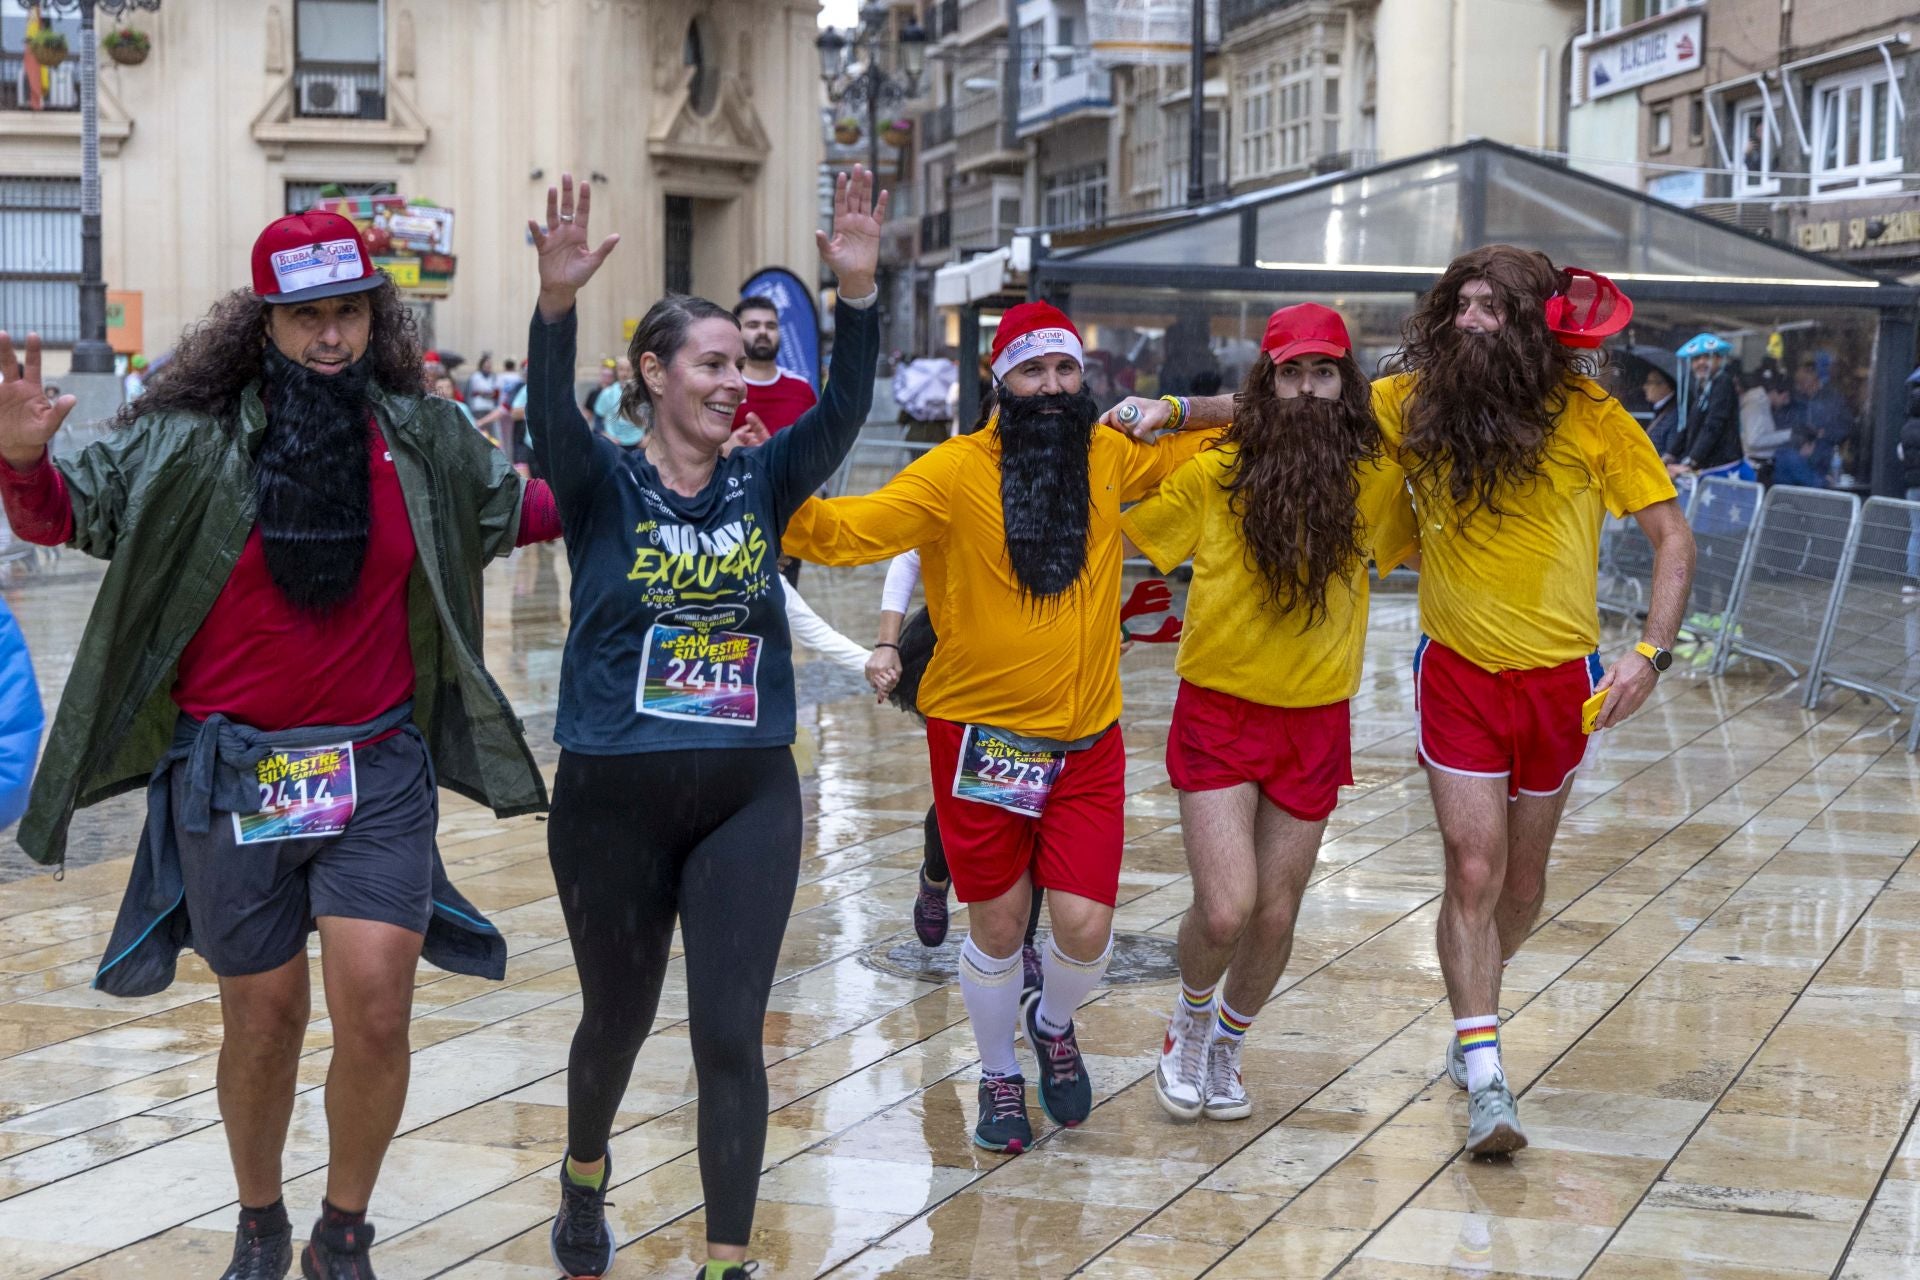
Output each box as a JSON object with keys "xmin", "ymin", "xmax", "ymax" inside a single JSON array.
[{"xmin": 2, "ymin": 0, "xmax": 824, "ymax": 376}]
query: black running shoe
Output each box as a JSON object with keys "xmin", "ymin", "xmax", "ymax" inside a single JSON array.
[
  {"xmin": 972, "ymin": 1073, "xmax": 1033, "ymax": 1153},
  {"xmin": 1023, "ymin": 994, "xmax": 1093, "ymax": 1127},
  {"xmin": 689, "ymin": 1264, "xmax": 757, "ymax": 1279},
  {"xmin": 913, "ymin": 871, "xmax": 950, "ymax": 947},
  {"xmin": 300, "ymin": 1218, "xmax": 375, "ymax": 1280},
  {"xmin": 551, "ymin": 1153, "xmax": 617, "ymax": 1278},
  {"xmin": 1021, "ymin": 942, "xmax": 1043, "ymax": 997},
  {"xmin": 221, "ymin": 1203, "xmax": 292, "ymax": 1280}
]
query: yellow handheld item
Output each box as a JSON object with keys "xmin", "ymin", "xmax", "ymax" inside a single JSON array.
[{"xmin": 1581, "ymin": 689, "xmax": 1610, "ymax": 735}]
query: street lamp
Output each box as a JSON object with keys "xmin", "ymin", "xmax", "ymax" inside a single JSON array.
[
  {"xmin": 816, "ymin": 6, "xmax": 924, "ymax": 329},
  {"xmin": 37, "ymin": 0, "xmax": 162, "ymax": 374},
  {"xmin": 816, "ymin": 7, "xmax": 926, "ymax": 183}
]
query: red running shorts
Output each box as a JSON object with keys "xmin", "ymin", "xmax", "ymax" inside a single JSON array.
[
  {"xmin": 1413, "ymin": 635, "xmax": 1602, "ymax": 799},
  {"xmin": 1164, "ymin": 680, "xmax": 1352, "ymax": 822},
  {"xmin": 924, "ymin": 717, "xmax": 1127, "ymax": 907}
]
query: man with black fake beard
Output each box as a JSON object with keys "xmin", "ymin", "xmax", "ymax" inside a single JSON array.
[
  {"xmin": 783, "ymin": 302, "xmax": 1217, "ymax": 1155},
  {"xmin": 0, "ymin": 211, "xmax": 560, "ymax": 1280},
  {"xmin": 1117, "ymin": 249, "xmax": 1696, "ymax": 1160}
]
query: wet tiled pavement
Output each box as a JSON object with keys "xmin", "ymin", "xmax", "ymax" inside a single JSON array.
[{"xmin": 2, "ymin": 546, "xmax": 1917, "ymax": 1278}]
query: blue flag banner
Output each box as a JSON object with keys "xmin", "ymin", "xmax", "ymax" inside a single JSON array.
[{"xmin": 738, "ymin": 267, "xmax": 822, "ymax": 392}]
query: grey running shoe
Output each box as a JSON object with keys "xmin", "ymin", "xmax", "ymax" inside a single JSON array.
[
  {"xmin": 1201, "ymin": 1037, "xmax": 1251, "ymax": 1121},
  {"xmin": 1465, "ymin": 1079, "xmax": 1528, "ymax": 1156},
  {"xmin": 1445, "ymin": 1034, "xmax": 1467, "ymax": 1090}
]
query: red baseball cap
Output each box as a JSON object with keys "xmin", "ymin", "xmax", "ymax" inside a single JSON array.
[
  {"xmin": 1262, "ymin": 303, "xmax": 1351, "ymax": 364},
  {"xmin": 1544, "ymin": 267, "xmax": 1632, "ymax": 349},
  {"xmin": 251, "ymin": 210, "xmax": 382, "ymax": 304}
]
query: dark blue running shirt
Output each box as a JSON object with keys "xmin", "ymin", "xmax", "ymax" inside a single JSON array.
[{"xmin": 526, "ymin": 300, "xmax": 877, "ymax": 754}]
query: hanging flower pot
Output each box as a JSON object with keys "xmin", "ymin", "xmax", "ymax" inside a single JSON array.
[
  {"xmin": 25, "ymin": 30, "xmax": 68, "ymax": 68},
  {"xmin": 880, "ymin": 116, "xmax": 913, "ymax": 149},
  {"xmin": 103, "ymin": 28, "xmax": 150, "ymax": 66},
  {"xmin": 833, "ymin": 116, "xmax": 862, "ymax": 146}
]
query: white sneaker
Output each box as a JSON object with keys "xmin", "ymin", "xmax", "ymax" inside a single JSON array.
[
  {"xmin": 1154, "ymin": 1000, "xmax": 1209, "ymax": 1121},
  {"xmin": 1202, "ymin": 1036, "xmax": 1251, "ymax": 1121},
  {"xmin": 1445, "ymin": 1034, "xmax": 1467, "ymax": 1090}
]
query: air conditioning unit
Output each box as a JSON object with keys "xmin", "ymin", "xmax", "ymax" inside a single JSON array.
[{"xmin": 298, "ymin": 75, "xmax": 360, "ymax": 117}]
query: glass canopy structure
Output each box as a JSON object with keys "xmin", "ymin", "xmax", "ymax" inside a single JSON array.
[{"xmin": 1028, "ymin": 141, "xmax": 1919, "ymax": 494}]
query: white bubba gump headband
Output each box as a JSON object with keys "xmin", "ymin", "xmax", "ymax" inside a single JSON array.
[{"xmin": 989, "ymin": 302, "xmax": 1085, "ymax": 381}]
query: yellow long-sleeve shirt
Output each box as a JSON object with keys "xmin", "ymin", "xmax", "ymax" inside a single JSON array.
[{"xmin": 784, "ymin": 422, "xmax": 1214, "ymax": 740}]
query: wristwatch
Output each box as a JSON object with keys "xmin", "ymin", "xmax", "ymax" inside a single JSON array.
[{"xmin": 1634, "ymin": 641, "xmax": 1673, "ymax": 672}]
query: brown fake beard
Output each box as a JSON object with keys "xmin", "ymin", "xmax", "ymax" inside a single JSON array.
[
  {"xmin": 1221, "ymin": 359, "xmax": 1381, "ymax": 627},
  {"xmin": 995, "ymin": 386, "xmax": 1101, "ymax": 603},
  {"xmin": 1400, "ymin": 325, "xmax": 1569, "ymax": 523}
]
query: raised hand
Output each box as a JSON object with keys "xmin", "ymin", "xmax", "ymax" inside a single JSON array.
[
  {"xmin": 0, "ymin": 332, "xmax": 76, "ymax": 471},
  {"xmin": 530, "ymin": 173, "xmax": 621, "ymax": 321},
  {"xmin": 814, "ymin": 165, "xmax": 889, "ymax": 299}
]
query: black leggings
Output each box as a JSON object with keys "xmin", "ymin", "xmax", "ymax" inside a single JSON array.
[
  {"xmin": 547, "ymin": 746, "xmax": 802, "ymax": 1248},
  {"xmin": 919, "ymin": 803, "xmax": 1043, "ymax": 945}
]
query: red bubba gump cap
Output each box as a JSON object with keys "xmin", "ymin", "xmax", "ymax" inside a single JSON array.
[
  {"xmin": 1262, "ymin": 303, "xmax": 1352, "ymax": 364},
  {"xmin": 1544, "ymin": 268, "xmax": 1632, "ymax": 349},
  {"xmin": 251, "ymin": 210, "xmax": 381, "ymax": 304}
]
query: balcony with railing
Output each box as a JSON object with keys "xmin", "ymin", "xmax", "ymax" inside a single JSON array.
[
  {"xmin": 1017, "ymin": 62, "xmax": 1113, "ymax": 135},
  {"xmin": 955, "ymin": 89, "xmax": 1020, "ymax": 172},
  {"xmin": 949, "ymin": 176, "xmax": 1024, "ymax": 249},
  {"xmin": 930, "ymin": 0, "xmax": 962, "ymax": 42},
  {"xmin": 920, "ymin": 208, "xmax": 952, "ymax": 255},
  {"xmin": 1222, "ymin": 0, "xmax": 1307, "ymax": 35},
  {"xmin": 2, "ymin": 54, "xmax": 77, "ymax": 111},
  {"xmin": 921, "ymin": 103, "xmax": 955, "ymax": 150},
  {"xmin": 292, "ymin": 62, "xmax": 387, "ymax": 121},
  {"xmin": 959, "ymin": 0, "xmax": 1009, "ymax": 43}
]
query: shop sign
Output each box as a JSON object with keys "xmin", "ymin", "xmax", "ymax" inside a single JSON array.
[
  {"xmin": 1789, "ymin": 197, "xmax": 1920, "ymax": 260},
  {"xmin": 1584, "ymin": 10, "xmax": 1703, "ymax": 100}
]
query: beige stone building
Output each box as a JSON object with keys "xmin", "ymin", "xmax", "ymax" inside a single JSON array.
[{"xmin": 2, "ymin": 0, "xmax": 825, "ymax": 376}]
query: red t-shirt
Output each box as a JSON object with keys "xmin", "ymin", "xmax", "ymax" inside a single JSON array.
[
  {"xmin": 173, "ymin": 426, "xmax": 417, "ymax": 730},
  {"xmin": 732, "ymin": 370, "xmax": 818, "ymax": 434}
]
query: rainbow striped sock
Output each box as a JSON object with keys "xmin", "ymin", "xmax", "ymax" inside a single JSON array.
[
  {"xmin": 1455, "ymin": 1016, "xmax": 1502, "ymax": 1092},
  {"xmin": 1180, "ymin": 980, "xmax": 1216, "ymax": 1020},
  {"xmin": 1215, "ymin": 999, "xmax": 1254, "ymax": 1044}
]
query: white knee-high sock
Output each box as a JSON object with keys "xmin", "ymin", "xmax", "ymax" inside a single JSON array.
[
  {"xmin": 1035, "ymin": 935, "xmax": 1112, "ymax": 1036},
  {"xmin": 959, "ymin": 936, "xmax": 1023, "ymax": 1078}
]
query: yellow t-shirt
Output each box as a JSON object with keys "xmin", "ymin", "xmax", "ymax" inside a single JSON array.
[
  {"xmin": 782, "ymin": 422, "xmax": 1216, "ymax": 740},
  {"xmin": 1122, "ymin": 443, "xmax": 1418, "ymax": 708},
  {"xmin": 1371, "ymin": 373, "xmax": 1678, "ymax": 672}
]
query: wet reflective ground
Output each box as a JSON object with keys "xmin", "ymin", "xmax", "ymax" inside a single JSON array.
[{"xmin": 3, "ymin": 548, "xmax": 1919, "ymax": 1278}]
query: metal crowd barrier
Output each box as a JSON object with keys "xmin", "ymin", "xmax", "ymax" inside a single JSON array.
[
  {"xmin": 1712, "ymin": 485, "xmax": 1863, "ymax": 683},
  {"xmin": 1598, "ymin": 472, "xmax": 1696, "ymax": 624},
  {"xmin": 1680, "ymin": 475, "xmax": 1764, "ymax": 656},
  {"xmin": 1804, "ymin": 496, "xmax": 1920, "ymax": 745},
  {"xmin": 828, "ymin": 428, "xmax": 938, "ymax": 498}
]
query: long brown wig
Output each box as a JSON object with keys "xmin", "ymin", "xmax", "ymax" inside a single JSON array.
[
  {"xmin": 1387, "ymin": 245, "xmax": 1583, "ymax": 522},
  {"xmin": 117, "ymin": 277, "xmax": 426, "ymax": 432},
  {"xmin": 1218, "ymin": 350, "xmax": 1382, "ymax": 628}
]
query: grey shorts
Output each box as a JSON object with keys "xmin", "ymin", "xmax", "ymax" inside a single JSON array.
[{"xmin": 173, "ymin": 730, "xmax": 438, "ymax": 978}]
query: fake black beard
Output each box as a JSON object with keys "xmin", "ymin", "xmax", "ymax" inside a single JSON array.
[
  {"xmin": 256, "ymin": 344, "xmax": 374, "ymax": 616},
  {"xmin": 997, "ymin": 387, "xmax": 1100, "ymax": 602}
]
